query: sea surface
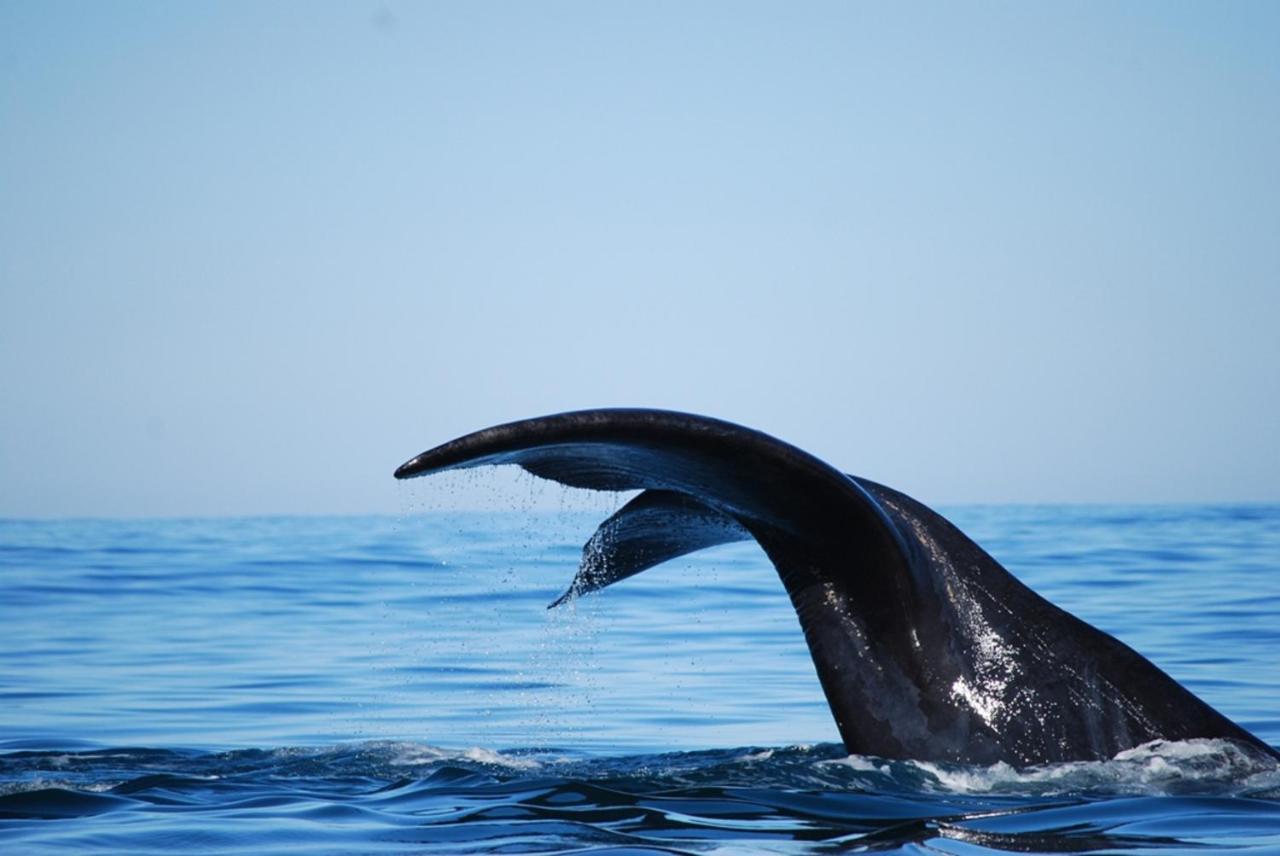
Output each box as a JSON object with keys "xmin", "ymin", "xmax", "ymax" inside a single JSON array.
[{"xmin": 3, "ymin": 487, "xmax": 1279, "ymax": 854}]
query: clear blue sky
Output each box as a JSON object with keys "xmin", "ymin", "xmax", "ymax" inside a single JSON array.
[{"xmin": 2, "ymin": 1, "xmax": 1278, "ymax": 517}]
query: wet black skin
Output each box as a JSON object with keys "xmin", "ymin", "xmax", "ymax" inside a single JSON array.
[{"xmin": 395, "ymin": 409, "xmax": 1279, "ymax": 765}]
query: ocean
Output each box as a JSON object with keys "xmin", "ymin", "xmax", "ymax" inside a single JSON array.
[{"xmin": 2, "ymin": 491, "xmax": 1279, "ymax": 853}]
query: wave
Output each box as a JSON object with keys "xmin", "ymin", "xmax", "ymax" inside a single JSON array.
[
  {"xmin": 4, "ymin": 738, "xmax": 1277, "ymax": 800},
  {"xmin": 3, "ymin": 740, "xmax": 1279, "ymax": 854},
  {"xmin": 825, "ymin": 738, "xmax": 1280, "ymax": 798}
]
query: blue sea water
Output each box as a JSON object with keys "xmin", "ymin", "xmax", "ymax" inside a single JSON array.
[{"xmin": 2, "ymin": 490, "xmax": 1279, "ymax": 854}]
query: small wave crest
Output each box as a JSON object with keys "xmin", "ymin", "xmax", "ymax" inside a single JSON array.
[
  {"xmin": 822, "ymin": 738, "xmax": 1280, "ymax": 797},
  {"xmin": 3, "ymin": 738, "xmax": 1277, "ymax": 801},
  {"xmin": 4, "ymin": 739, "xmax": 1279, "ymax": 854}
]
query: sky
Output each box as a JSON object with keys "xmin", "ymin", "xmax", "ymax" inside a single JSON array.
[{"xmin": 1, "ymin": 1, "xmax": 1278, "ymax": 517}]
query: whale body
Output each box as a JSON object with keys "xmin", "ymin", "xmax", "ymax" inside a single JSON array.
[{"xmin": 395, "ymin": 409, "xmax": 1278, "ymax": 765}]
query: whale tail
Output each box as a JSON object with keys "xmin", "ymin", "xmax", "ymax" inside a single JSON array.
[{"xmin": 395, "ymin": 408, "xmax": 1278, "ymax": 765}]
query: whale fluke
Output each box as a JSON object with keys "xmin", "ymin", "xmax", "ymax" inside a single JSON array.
[
  {"xmin": 395, "ymin": 408, "xmax": 1278, "ymax": 765},
  {"xmin": 549, "ymin": 490, "xmax": 750, "ymax": 608}
]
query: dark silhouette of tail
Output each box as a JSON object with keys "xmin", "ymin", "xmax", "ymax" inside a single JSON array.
[{"xmin": 396, "ymin": 408, "xmax": 1279, "ymax": 765}]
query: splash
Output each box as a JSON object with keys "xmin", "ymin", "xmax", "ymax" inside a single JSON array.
[{"xmin": 822, "ymin": 738, "xmax": 1280, "ymax": 797}]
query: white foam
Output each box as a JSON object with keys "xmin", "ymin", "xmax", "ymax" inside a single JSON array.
[
  {"xmin": 824, "ymin": 738, "xmax": 1280, "ymax": 796},
  {"xmin": 826, "ymin": 755, "xmax": 893, "ymax": 775},
  {"xmin": 734, "ymin": 749, "xmax": 775, "ymax": 763},
  {"xmin": 379, "ymin": 741, "xmax": 546, "ymax": 771}
]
